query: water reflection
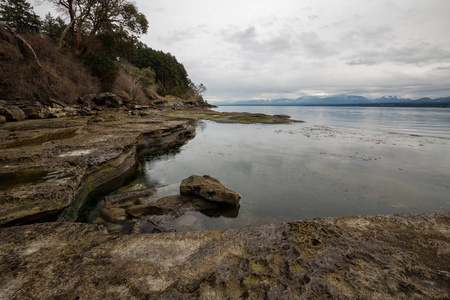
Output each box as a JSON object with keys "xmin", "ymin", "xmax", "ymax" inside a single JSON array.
[
  {"xmin": 200, "ymin": 204, "xmax": 240, "ymax": 218},
  {"xmin": 141, "ymin": 107, "xmax": 450, "ymax": 231}
]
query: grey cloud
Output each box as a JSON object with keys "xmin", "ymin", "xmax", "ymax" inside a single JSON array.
[
  {"xmin": 435, "ymin": 65, "xmax": 450, "ymax": 70},
  {"xmin": 158, "ymin": 29, "xmax": 194, "ymax": 45},
  {"xmin": 298, "ymin": 32, "xmax": 336, "ymax": 57},
  {"xmin": 222, "ymin": 26, "xmax": 292, "ymax": 55},
  {"xmin": 347, "ymin": 43, "xmax": 450, "ymax": 66},
  {"xmin": 342, "ymin": 25, "xmax": 394, "ymax": 46},
  {"xmin": 158, "ymin": 25, "xmax": 210, "ymax": 45}
]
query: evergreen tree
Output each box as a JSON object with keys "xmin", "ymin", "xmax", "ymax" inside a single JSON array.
[
  {"xmin": 134, "ymin": 43, "xmax": 191, "ymax": 96},
  {"xmin": 0, "ymin": 0, "xmax": 41, "ymax": 33},
  {"xmin": 41, "ymin": 13, "xmax": 66, "ymax": 43}
]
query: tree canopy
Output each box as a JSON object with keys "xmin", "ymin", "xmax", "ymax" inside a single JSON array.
[
  {"xmin": 0, "ymin": 0, "xmax": 41, "ymax": 33},
  {"xmin": 134, "ymin": 43, "xmax": 191, "ymax": 97},
  {"xmin": 43, "ymin": 0, "xmax": 148, "ymax": 53}
]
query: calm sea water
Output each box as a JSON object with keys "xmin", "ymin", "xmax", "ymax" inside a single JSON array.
[{"xmin": 104, "ymin": 106, "xmax": 450, "ymax": 232}]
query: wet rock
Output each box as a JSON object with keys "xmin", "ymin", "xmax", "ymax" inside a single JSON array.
[
  {"xmin": 117, "ymin": 183, "xmax": 148, "ymax": 194},
  {"xmin": 92, "ymin": 217, "xmax": 106, "ymax": 225},
  {"xmin": 125, "ymin": 195, "xmax": 181, "ymax": 218},
  {"xmin": 180, "ymin": 175, "xmax": 241, "ymax": 207},
  {"xmin": 125, "ymin": 195, "xmax": 219, "ymax": 228},
  {"xmin": 104, "ymin": 222, "xmax": 123, "ymax": 233},
  {"xmin": 99, "ymin": 207, "xmax": 128, "ymax": 222},
  {"xmin": 0, "ymin": 110, "xmax": 196, "ymax": 226},
  {"xmin": 152, "ymin": 224, "xmax": 176, "ymax": 233},
  {"xmin": 130, "ymin": 219, "xmax": 157, "ymax": 234},
  {"xmin": 0, "ymin": 105, "xmax": 26, "ymax": 121},
  {"xmin": 104, "ymin": 188, "xmax": 155, "ymax": 206},
  {"xmin": 174, "ymin": 214, "xmax": 198, "ymax": 227}
]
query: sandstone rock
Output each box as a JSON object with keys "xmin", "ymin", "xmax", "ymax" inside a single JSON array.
[
  {"xmin": 125, "ymin": 195, "xmax": 181, "ymax": 218},
  {"xmin": 117, "ymin": 183, "xmax": 148, "ymax": 194},
  {"xmin": 96, "ymin": 92, "xmax": 123, "ymax": 108},
  {"xmin": 130, "ymin": 219, "xmax": 157, "ymax": 234},
  {"xmin": 99, "ymin": 207, "xmax": 128, "ymax": 222},
  {"xmin": 46, "ymin": 107, "xmax": 66, "ymax": 118},
  {"xmin": 104, "ymin": 188, "xmax": 155, "ymax": 206},
  {"xmin": 0, "ymin": 105, "xmax": 26, "ymax": 121},
  {"xmin": 22, "ymin": 103, "xmax": 47, "ymax": 119},
  {"xmin": 180, "ymin": 175, "xmax": 241, "ymax": 207},
  {"xmin": 0, "ymin": 115, "xmax": 5, "ymax": 123},
  {"xmin": 0, "ymin": 214, "xmax": 448, "ymax": 299},
  {"xmin": 78, "ymin": 94, "xmax": 99, "ymax": 111},
  {"xmin": 79, "ymin": 94, "xmax": 97, "ymax": 103},
  {"xmin": 0, "ymin": 110, "xmax": 196, "ymax": 227},
  {"xmin": 104, "ymin": 222, "xmax": 123, "ymax": 233}
]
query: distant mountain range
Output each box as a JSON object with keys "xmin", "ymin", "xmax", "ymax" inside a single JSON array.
[{"xmin": 218, "ymin": 95, "xmax": 450, "ymax": 107}]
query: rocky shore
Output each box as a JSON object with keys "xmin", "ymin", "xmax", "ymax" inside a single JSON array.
[
  {"xmin": 0, "ymin": 214, "xmax": 448, "ymax": 299},
  {"xmin": 0, "ymin": 107, "xmax": 449, "ymax": 299}
]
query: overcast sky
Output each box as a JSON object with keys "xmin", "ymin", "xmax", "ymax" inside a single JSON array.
[{"xmin": 34, "ymin": 0, "xmax": 450, "ymax": 102}]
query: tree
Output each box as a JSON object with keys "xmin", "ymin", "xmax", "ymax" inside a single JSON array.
[
  {"xmin": 134, "ymin": 43, "xmax": 191, "ymax": 96},
  {"xmin": 0, "ymin": 0, "xmax": 41, "ymax": 33},
  {"xmin": 41, "ymin": 13, "xmax": 66, "ymax": 43},
  {"xmin": 43, "ymin": 0, "xmax": 148, "ymax": 53}
]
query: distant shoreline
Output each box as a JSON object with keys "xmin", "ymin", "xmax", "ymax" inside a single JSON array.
[{"xmin": 218, "ymin": 103, "xmax": 450, "ymax": 108}]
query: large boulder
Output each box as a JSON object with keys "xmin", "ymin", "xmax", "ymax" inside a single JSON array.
[
  {"xmin": 22, "ymin": 103, "xmax": 47, "ymax": 119},
  {"xmin": 180, "ymin": 175, "xmax": 241, "ymax": 207},
  {"xmin": 0, "ymin": 105, "xmax": 26, "ymax": 121},
  {"xmin": 1, "ymin": 100, "xmax": 47, "ymax": 119},
  {"xmin": 95, "ymin": 92, "xmax": 123, "ymax": 108}
]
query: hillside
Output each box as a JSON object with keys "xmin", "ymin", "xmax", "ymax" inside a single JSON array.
[{"xmin": 0, "ymin": 0, "xmax": 210, "ymax": 120}]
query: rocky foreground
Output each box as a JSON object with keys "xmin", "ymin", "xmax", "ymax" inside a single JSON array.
[
  {"xmin": 0, "ymin": 108, "xmax": 449, "ymax": 299},
  {"xmin": 0, "ymin": 214, "xmax": 448, "ymax": 299}
]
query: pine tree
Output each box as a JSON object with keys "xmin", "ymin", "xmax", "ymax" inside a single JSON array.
[
  {"xmin": 41, "ymin": 13, "xmax": 66, "ymax": 43},
  {"xmin": 0, "ymin": 0, "xmax": 41, "ymax": 33}
]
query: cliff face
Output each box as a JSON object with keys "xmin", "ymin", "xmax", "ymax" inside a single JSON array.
[{"xmin": 0, "ymin": 213, "xmax": 448, "ymax": 299}]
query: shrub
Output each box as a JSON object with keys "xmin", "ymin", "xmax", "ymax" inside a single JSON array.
[{"xmin": 113, "ymin": 70, "xmax": 147, "ymax": 104}]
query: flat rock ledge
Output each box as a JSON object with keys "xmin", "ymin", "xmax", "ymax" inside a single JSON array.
[
  {"xmin": 0, "ymin": 110, "xmax": 195, "ymax": 226},
  {"xmin": 0, "ymin": 213, "xmax": 448, "ymax": 299}
]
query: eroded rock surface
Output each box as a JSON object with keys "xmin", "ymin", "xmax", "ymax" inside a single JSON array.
[
  {"xmin": 0, "ymin": 213, "xmax": 448, "ymax": 299},
  {"xmin": 180, "ymin": 175, "xmax": 241, "ymax": 207},
  {"xmin": 0, "ymin": 110, "xmax": 195, "ymax": 227}
]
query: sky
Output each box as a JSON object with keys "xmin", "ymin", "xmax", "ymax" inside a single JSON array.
[{"xmin": 33, "ymin": 0, "xmax": 450, "ymax": 103}]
